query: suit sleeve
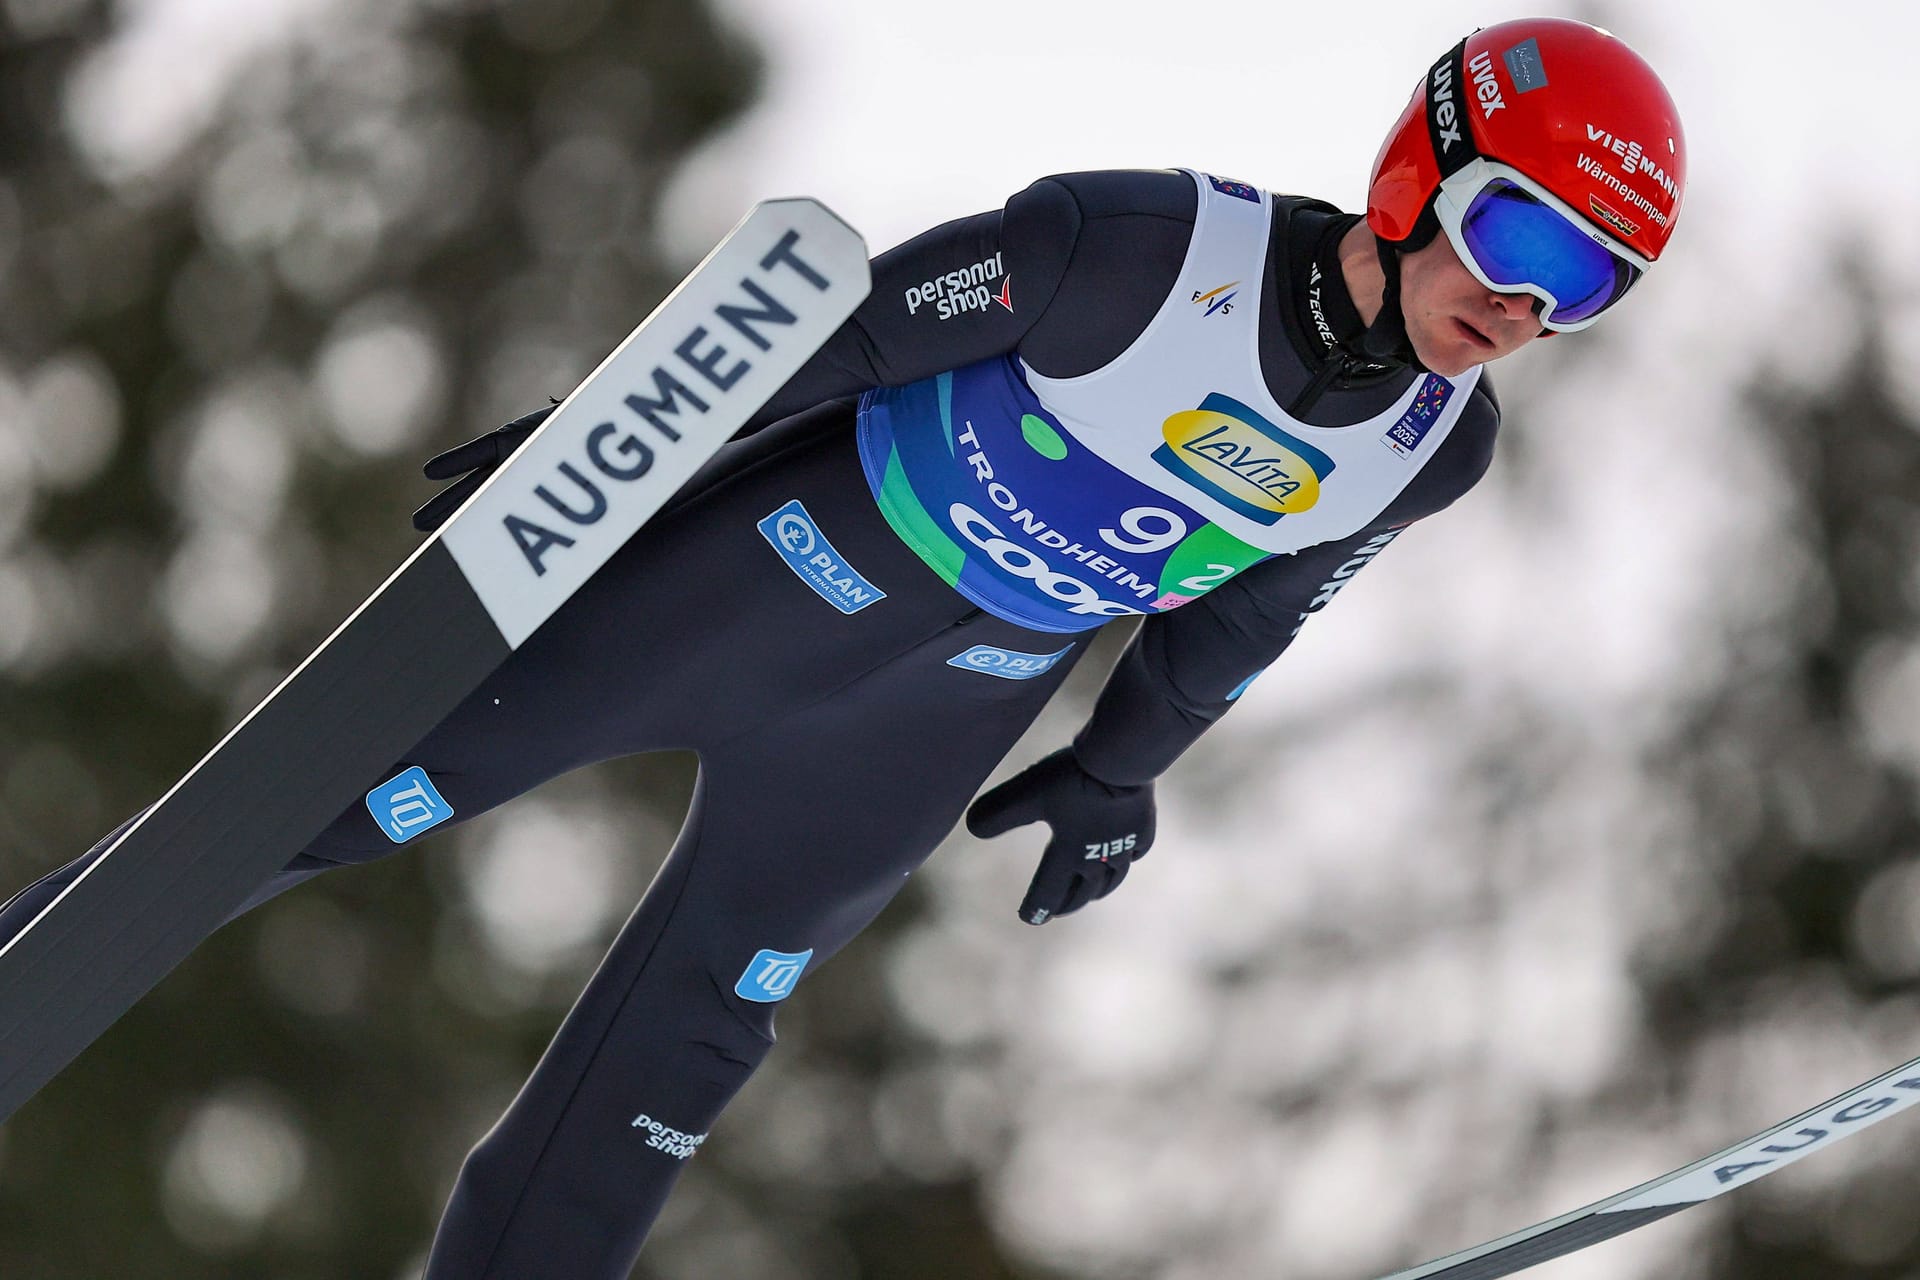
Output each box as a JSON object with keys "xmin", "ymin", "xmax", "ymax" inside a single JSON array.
[
  {"xmin": 1069, "ymin": 524, "xmax": 1406, "ymax": 786},
  {"xmin": 1070, "ymin": 386, "xmax": 1500, "ymax": 787},
  {"xmin": 742, "ymin": 168, "xmax": 1199, "ymax": 431},
  {"xmin": 741, "ymin": 180, "xmax": 1082, "ymax": 429}
]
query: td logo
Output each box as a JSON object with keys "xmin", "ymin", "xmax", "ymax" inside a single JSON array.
[
  {"xmin": 735, "ymin": 947, "xmax": 814, "ymax": 1003},
  {"xmin": 1150, "ymin": 393, "xmax": 1335, "ymax": 525}
]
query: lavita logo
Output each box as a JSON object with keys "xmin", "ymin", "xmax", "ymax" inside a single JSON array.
[{"xmin": 1151, "ymin": 393, "xmax": 1335, "ymax": 526}]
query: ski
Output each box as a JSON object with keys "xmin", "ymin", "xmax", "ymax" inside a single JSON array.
[
  {"xmin": 1376, "ymin": 1048, "xmax": 1920, "ymax": 1278},
  {"xmin": 0, "ymin": 197, "xmax": 869, "ymax": 1126}
]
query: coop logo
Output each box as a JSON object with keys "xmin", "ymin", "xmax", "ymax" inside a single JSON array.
[
  {"xmin": 366, "ymin": 767, "xmax": 454, "ymax": 844},
  {"xmin": 1191, "ymin": 281, "xmax": 1239, "ymax": 317},
  {"xmin": 1584, "ymin": 124, "xmax": 1681, "ymax": 200},
  {"xmin": 905, "ymin": 251, "xmax": 1013, "ymax": 321},
  {"xmin": 948, "ymin": 643, "xmax": 1075, "ymax": 681},
  {"xmin": 735, "ymin": 947, "xmax": 814, "ymax": 1003},
  {"xmin": 1151, "ymin": 393, "xmax": 1334, "ymax": 525},
  {"xmin": 1381, "ymin": 376, "xmax": 1456, "ymax": 459},
  {"xmin": 757, "ymin": 499, "xmax": 886, "ymax": 614},
  {"xmin": 629, "ymin": 1113, "xmax": 709, "ymax": 1161}
]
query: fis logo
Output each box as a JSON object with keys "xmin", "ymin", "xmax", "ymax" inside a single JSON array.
[
  {"xmin": 948, "ymin": 643, "xmax": 1074, "ymax": 681},
  {"xmin": 1205, "ymin": 174, "xmax": 1260, "ymax": 203},
  {"xmin": 1381, "ymin": 376, "xmax": 1455, "ymax": 458},
  {"xmin": 736, "ymin": 948, "xmax": 813, "ymax": 1003},
  {"xmin": 367, "ymin": 767, "xmax": 454, "ymax": 844},
  {"xmin": 1151, "ymin": 393, "xmax": 1334, "ymax": 525},
  {"xmin": 758, "ymin": 499, "xmax": 886, "ymax": 614},
  {"xmin": 1191, "ymin": 282, "xmax": 1239, "ymax": 317}
]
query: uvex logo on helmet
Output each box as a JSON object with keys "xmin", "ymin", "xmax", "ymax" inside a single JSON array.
[
  {"xmin": 1367, "ymin": 17, "xmax": 1687, "ymax": 265},
  {"xmin": 1429, "ymin": 58, "xmax": 1463, "ymax": 154}
]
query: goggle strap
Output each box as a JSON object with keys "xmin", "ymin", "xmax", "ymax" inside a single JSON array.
[{"xmin": 1423, "ymin": 38, "xmax": 1479, "ymax": 181}]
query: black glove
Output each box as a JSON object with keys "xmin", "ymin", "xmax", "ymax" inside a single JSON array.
[
  {"xmin": 966, "ymin": 748, "xmax": 1157, "ymax": 925},
  {"xmin": 411, "ymin": 404, "xmax": 556, "ymax": 532}
]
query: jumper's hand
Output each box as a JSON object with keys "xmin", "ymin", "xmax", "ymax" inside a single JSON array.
[
  {"xmin": 966, "ymin": 748, "xmax": 1157, "ymax": 925},
  {"xmin": 411, "ymin": 404, "xmax": 555, "ymax": 533}
]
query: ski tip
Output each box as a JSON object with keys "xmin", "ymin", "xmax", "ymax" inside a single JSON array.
[{"xmin": 747, "ymin": 196, "xmax": 867, "ymax": 250}]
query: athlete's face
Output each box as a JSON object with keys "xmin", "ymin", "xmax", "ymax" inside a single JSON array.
[{"xmin": 1397, "ymin": 232, "xmax": 1543, "ymax": 375}]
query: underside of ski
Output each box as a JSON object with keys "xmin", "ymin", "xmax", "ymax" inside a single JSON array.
[
  {"xmin": 0, "ymin": 198, "xmax": 870, "ymax": 1126},
  {"xmin": 1377, "ymin": 1049, "xmax": 1920, "ymax": 1278}
]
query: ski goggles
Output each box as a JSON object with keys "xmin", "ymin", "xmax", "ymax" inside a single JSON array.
[{"xmin": 1432, "ymin": 158, "xmax": 1653, "ymax": 333}]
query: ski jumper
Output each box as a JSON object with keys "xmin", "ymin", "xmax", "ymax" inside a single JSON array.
[{"xmin": 0, "ymin": 169, "xmax": 1501, "ymax": 1279}]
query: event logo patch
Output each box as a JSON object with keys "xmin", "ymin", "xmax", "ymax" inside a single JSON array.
[
  {"xmin": 948, "ymin": 643, "xmax": 1075, "ymax": 681},
  {"xmin": 1205, "ymin": 174, "xmax": 1260, "ymax": 203},
  {"xmin": 757, "ymin": 499, "xmax": 886, "ymax": 614},
  {"xmin": 1381, "ymin": 376, "xmax": 1456, "ymax": 459},
  {"xmin": 1151, "ymin": 393, "xmax": 1334, "ymax": 525}
]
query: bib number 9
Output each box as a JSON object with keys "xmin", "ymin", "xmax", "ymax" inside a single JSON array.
[{"xmin": 1100, "ymin": 506, "xmax": 1186, "ymax": 554}]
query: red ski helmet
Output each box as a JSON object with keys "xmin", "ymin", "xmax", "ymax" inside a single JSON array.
[{"xmin": 1367, "ymin": 18, "xmax": 1686, "ymax": 267}]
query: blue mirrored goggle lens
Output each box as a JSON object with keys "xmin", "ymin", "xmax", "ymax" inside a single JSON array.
[{"xmin": 1459, "ymin": 178, "xmax": 1640, "ymax": 324}]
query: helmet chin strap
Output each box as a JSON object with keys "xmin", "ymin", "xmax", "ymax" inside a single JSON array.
[{"xmin": 1359, "ymin": 236, "xmax": 1430, "ymax": 372}]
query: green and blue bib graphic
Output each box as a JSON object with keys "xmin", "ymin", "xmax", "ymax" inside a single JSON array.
[{"xmin": 856, "ymin": 357, "xmax": 1277, "ymax": 633}]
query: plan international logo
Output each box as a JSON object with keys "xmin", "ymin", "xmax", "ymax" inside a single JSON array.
[{"xmin": 1151, "ymin": 393, "xmax": 1334, "ymax": 525}]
